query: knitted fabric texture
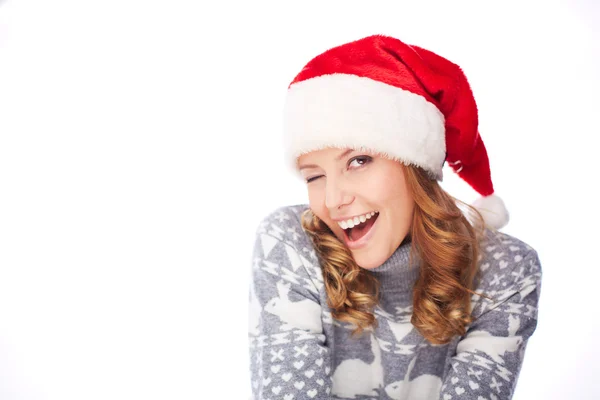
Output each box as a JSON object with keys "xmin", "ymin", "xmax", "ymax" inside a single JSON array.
[{"xmin": 248, "ymin": 205, "xmax": 542, "ymax": 400}]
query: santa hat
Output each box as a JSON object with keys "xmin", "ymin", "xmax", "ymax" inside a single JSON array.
[{"xmin": 282, "ymin": 34, "xmax": 509, "ymax": 230}]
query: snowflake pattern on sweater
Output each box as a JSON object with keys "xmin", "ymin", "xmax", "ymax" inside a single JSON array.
[{"xmin": 248, "ymin": 204, "xmax": 542, "ymax": 400}]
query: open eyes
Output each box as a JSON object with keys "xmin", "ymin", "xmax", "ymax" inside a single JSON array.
[{"xmin": 305, "ymin": 155, "xmax": 372, "ymax": 183}]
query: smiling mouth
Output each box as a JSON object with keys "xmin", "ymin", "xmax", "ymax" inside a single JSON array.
[{"xmin": 344, "ymin": 213, "xmax": 379, "ymax": 242}]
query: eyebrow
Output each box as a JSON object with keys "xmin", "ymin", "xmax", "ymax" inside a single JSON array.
[{"xmin": 298, "ymin": 149, "xmax": 354, "ymax": 171}]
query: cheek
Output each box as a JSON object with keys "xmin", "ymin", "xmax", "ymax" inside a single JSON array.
[
  {"xmin": 306, "ymin": 186, "xmax": 322, "ymax": 204},
  {"xmin": 371, "ymin": 169, "xmax": 413, "ymax": 211},
  {"xmin": 396, "ymin": 187, "xmax": 415, "ymax": 221},
  {"xmin": 367, "ymin": 173, "xmax": 403, "ymax": 203},
  {"xmin": 307, "ymin": 188, "xmax": 327, "ymax": 217}
]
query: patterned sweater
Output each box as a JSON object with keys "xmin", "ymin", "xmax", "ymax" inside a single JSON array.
[{"xmin": 248, "ymin": 204, "xmax": 542, "ymax": 400}]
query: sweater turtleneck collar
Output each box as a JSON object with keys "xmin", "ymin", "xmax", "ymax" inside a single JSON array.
[{"xmin": 366, "ymin": 236, "xmax": 421, "ymax": 294}]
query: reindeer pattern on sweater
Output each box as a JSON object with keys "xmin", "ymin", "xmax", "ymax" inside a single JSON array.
[{"xmin": 248, "ymin": 204, "xmax": 542, "ymax": 400}]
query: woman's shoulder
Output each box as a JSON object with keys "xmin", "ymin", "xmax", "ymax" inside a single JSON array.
[
  {"xmin": 255, "ymin": 203, "xmax": 312, "ymax": 244},
  {"xmin": 474, "ymin": 227, "xmax": 542, "ymax": 298},
  {"xmin": 479, "ymin": 227, "xmax": 538, "ymax": 261},
  {"xmin": 254, "ymin": 203, "xmax": 324, "ymax": 281},
  {"xmin": 259, "ymin": 203, "xmax": 311, "ymax": 222}
]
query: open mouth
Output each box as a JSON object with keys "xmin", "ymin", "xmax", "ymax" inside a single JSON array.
[{"xmin": 343, "ymin": 212, "xmax": 379, "ymax": 242}]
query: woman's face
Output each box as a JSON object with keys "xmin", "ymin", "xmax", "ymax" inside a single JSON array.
[{"xmin": 298, "ymin": 147, "xmax": 415, "ymax": 269}]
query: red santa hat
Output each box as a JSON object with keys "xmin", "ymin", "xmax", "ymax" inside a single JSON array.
[{"xmin": 282, "ymin": 34, "xmax": 509, "ymax": 230}]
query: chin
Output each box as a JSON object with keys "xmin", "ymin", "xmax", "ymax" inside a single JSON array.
[{"xmin": 351, "ymin": 251, "xmax": 386, "ymax": 270}]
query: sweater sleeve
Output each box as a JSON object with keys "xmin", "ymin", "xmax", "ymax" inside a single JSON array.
[
  {"xmin": 438, "ymin": 249, "xmax": 543, "ymax": 400},
  {"xmin": 248, "ymin": 209, "xmax": 332, "ymax": 400}
]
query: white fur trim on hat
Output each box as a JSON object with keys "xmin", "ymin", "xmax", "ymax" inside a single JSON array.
[{"xmin": 282, "ymin": 73, "xmax": 446, "ymax": 180}]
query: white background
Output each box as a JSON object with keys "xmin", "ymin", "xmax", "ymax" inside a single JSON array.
[{"xmin": 0, "ymin": 0, "xmax": 598, "ymax": 399}]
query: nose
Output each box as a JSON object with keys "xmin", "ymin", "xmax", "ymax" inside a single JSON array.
[{"xmin": 325, "ymin": 176, "xmax": 351, "ymax": 211}]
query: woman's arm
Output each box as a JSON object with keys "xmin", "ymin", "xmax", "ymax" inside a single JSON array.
[
  {"xmin": 248, "ymin": 208, "xmax": 332, "ymax": 400},
  {"xmin": 438, "ymin": 249, "xmax": 542, "ymax": 400}
]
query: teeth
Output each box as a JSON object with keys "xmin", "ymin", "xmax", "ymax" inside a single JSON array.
[{"xmin": 338, "ymin": 211, "xmax": 378, "ymax": 230}]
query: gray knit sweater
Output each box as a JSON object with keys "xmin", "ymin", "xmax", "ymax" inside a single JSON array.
[{"xmin": 248, "ymin": 204, "xmax": 542, "ymax": 400}]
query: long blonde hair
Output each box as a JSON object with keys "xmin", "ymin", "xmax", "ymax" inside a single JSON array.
[{"xmin": 300, "ymin": 164, "xmax": 493, "ymax": 344}]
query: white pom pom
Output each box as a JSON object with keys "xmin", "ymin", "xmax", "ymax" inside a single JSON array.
[{"xmin": 471, "ymin": 194, "xmax": 509, "ymax": 229}]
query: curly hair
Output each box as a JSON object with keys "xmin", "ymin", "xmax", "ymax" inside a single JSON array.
[{"xmin": 300, "ymin": 163, "xmax": 494, "ymax": 344}]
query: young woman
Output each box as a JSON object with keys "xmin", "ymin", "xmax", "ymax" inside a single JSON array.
[{"xmin": 248, "ymin": 34, "xmax": 542, "ymax": 400}]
